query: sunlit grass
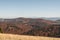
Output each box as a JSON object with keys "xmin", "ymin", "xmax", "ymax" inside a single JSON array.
[{"xmin": 0, "ymin": 33, "xmax": 60, "ymax": 40}]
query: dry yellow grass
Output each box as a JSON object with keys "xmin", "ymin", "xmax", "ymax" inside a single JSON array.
[{"xmin": 0, "ymin": 33, "xmax": 60, "ymax": 40}]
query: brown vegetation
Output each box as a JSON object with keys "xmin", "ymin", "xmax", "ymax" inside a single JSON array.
[{"xmin": 0, "ymin": 18, "xmax": 60, "ymax": 37}]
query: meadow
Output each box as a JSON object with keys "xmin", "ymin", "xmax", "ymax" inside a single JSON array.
[{"xmin": 0, "ymin": 33, "xmax": 60, "ymax": 40}]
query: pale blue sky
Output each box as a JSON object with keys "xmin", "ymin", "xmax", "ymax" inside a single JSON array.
[{"xmin": 0, "ymin": 0, "xmax": 60, "ymax": 18}]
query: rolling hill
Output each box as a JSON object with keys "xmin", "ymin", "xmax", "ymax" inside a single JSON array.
[{"xmin": 0, "ymin": 17, "xmax": 60, "ymax": 37}]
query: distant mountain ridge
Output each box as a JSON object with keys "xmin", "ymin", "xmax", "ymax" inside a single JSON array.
[
  {"xmin": 42, "ymin": 17, "xmax": 60, "ymax": 21},
  {"xmin": 0, "ymin": 17, "xmax": 60, "ymax": 21}
]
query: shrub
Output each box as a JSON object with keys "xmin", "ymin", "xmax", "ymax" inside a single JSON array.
[{"xmin": 0, "ymin": 28, "xmax": 3, "ymax": 33}]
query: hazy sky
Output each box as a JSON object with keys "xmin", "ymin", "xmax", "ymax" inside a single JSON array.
[{"xmin": 0, "ymin": 0, "xmax": 60, "ymax": 18}]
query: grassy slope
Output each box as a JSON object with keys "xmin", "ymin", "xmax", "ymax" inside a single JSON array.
[{"xmin": 0, "ymin": 33, "xmax": 60, "ymax": 40}]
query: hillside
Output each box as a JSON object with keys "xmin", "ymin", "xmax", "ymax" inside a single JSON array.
[
  {"xmin": 0, "ymin": 33, "xmax": 60, "ymax": 40},
  {"xmin": 0, "ymin": 17, "xmax": 60, "ymax": 37}
]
